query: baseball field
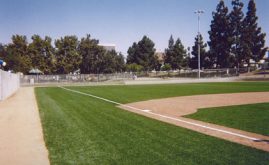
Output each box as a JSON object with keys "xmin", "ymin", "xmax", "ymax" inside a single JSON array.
[{"xmin": 35, "ymin": 82, "xmax": 269, "ymax": 164}]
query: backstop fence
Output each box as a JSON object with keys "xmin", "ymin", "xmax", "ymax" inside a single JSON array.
[
  {"xmin": 20, "ymin": 68, "xmax": 239, "ymax": 86},
  {"xmin": 0, "ymin": 70, "xmax": 20, "ymax": 101}
]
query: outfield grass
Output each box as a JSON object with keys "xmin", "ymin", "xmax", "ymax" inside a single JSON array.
[
  {"xmin": 69, "ymin": 82, "xmax": 269, "ymax": 103},
  {"xmin": 35, "ymin": 82, "xmax": 269, "ymax": 165},
  {"xmin": 185, "ymin": 103, "xmax": 269, "ymax": 136}
]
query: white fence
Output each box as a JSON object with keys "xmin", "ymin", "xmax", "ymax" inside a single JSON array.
[{"xmin": 0, "ymin": 70, "xmax": 20, "ymax": 101}]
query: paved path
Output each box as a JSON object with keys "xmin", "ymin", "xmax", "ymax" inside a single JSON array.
[
  {"xmin": 0, "ymin": 87, "xmax": 50, "ymax": 165},
  {"xmin": 120, "ymin": 92, "xmax": 269, "ymax": 152}
]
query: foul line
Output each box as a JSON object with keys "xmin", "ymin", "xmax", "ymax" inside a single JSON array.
[{"xmin": 59, "ymin": 86, "xmax": 260, "ymax": 141}]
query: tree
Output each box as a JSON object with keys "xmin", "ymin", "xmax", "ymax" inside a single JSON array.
[
  {"xmin": 0, "ymin": 44, "xmax": 7, "ymax": 70},
  {"xmin": 115, "ymin": 52, "xmax": 125, "ymax": 72},
  {"xmin": 208, "ymin": 0, "xmax": 232, "ymax": 68},
  {"xmin": 161, "ymin": 63, "xmax": 171, "ymax": 71},
  {"xmin": 164, "ymin": 35, "xmax": 174, "ymax": 68},
  {"xmin": 190, "ymin": 34, "xmax": 211, "ymax": 69},
  {"xmin": 28, "ymin": 35, "xmax": 56, "ymax": 74},
  {"xmin": 229, "ymin": 0, "xmax": 244, "ymax": 68},
  {"xmin": 5, "ymin": 35, "xmax": 31, "ymax": 74},
  {"xmin": 79, "ymin": 34, "xmax": 103, "ymax": 74},
  {"xmin": 79, "ymin": 34, "xmax": 125, "ymax": 74},
  {"xmin": 127, "ymin": 36, "xmax": 157, "ymax": 71},
  {"xmin": 0, "ymin": 44, "xmax": 6, "ymax": 60},
  {"xmin": 241, "ymin": 0, "xmax": 267, "ymax": 65},
  {"xmin": 127, "ymin": 42, "xmax": 138, "ymax": 65},
  {"xmin": 164, "ymin": 35, "xmax": 187, "ymax": 70},
  {"xmin": 99, "ymin": 50, "xmax": 125, "ymax": 73},
  {"xmin": 55, "ymin": 35, "xmax": 81, "ymax": 74},
  {"xmin": 173, "ymin": 38, "xmax": 187, "ymax": 69},
  {"xmin": 126, "ymin": 63, "xmax": 144, "ymax": 72}
]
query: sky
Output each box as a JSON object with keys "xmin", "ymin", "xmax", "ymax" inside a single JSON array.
[{"xmin": 0, "ymin": 0, "xmax": 268, "ymax": 56}]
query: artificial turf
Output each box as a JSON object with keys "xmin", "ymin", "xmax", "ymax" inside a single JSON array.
[
  {"xmin": 35, "ymin": 82, "xmax": 269, "ymax": 165},
  {"xmin": 185, "ymin": 103, "xmax": 269, "ymax": 136}
]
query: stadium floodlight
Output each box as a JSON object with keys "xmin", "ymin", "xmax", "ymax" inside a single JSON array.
[{"xmin": 194, "ymin": 10, "xmax": 204, "ymax": 79}]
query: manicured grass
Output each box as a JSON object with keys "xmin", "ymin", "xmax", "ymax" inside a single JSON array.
[
  {"xmin": 185, "ymin": 103, "xmax": 269, "ymax": 136},
  {"xmin": 35, "ymin": 82, "xmax": 269, "ymax": 165},
  {"xmin": 69, "ymin": 82, "xmax": 269, "ymax": 103}
]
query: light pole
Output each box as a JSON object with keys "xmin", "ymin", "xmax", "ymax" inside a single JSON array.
[{"xmin": 195, "ymin": 10, "xmax": 204, "ymax": 79}]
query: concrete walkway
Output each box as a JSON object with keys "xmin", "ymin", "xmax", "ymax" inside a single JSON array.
[{"xmin": 0, "ymin": 87, "xmax": 49, "ymax": 165}]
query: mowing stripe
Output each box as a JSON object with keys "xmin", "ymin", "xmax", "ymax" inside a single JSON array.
[{"xmin": 59, "ymin": 86, "xmax": 260, "ymax": 141}]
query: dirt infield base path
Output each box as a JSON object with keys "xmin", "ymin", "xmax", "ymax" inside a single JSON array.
[
  {"xmin": 120, "ymin": 92, "xmax": 269, "ymax": 152},
  {"xmin": 0, "ymin": 87, "xmax": 49, "ymax": 165}
]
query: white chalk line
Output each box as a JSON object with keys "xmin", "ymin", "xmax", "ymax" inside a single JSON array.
[{"xmin": 59, "ymin": 86, "xmax": 261, "ymax": 141}]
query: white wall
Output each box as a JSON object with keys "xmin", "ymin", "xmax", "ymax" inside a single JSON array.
[{"xmin": 0, "ymin": 70, "xmax": 20, "ymax": 101}]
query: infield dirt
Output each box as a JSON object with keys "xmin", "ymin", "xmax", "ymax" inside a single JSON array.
[{"xmin": 120, "ymin": 92, "xmax": 269, "ymax": 152}]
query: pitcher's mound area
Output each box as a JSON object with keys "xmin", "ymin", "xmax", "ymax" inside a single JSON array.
[{"xmin": 120, "ymin": 92, "xmax": 269, "ymax": 152}]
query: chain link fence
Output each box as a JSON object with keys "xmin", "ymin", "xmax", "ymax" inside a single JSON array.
[
  {"xmin": 20, "ymin": 68, "xmax": 239, "ymax": 86},
  {"xmin": 135, "ymin": 68, "xmax": 239, "ymax": 78},
  {"xmin": 20, "ymin": 73, "xmax": 133, "ymax": 86}
]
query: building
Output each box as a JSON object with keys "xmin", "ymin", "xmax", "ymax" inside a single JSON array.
[
  {"xmin": 155, "ymin": 52, "xmax": 165, "ymax": 66},
  {"xmin": 98, "ymin": 44, "xmax": 116, "ymax": 51}
]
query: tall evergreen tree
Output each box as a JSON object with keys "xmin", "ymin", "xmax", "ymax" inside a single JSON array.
[
  {"xmin": 241, "ymin": 0, "xmax": 267, "ymax": 64},
  {"xmin": 164, "ymin": 36, "xmax": 187, "ymax": 70},
  {"xmin": 208, "ymin": 0, "xmax": 232, "ymax": 68},
  {"xmin": 229, "ymin": 0, "xmax": 244, "ymax": 68},
  {"xmin": 127, "ymin": 42, "xmax": 139, "ymax": 65},
  {"xmin": 173, "ymin": 38, "xmax": 187, "ymax": 69},
  {"xmin": 190, "ymin": 34, "xmax": 211, "ymax": 69},
  {"xmin": 127, "ymin": 36, "xmax": 157, "ymax": 71},
  {"xmin": 164, "ymin": 35, "xmax": 174, "ymax": 67}
]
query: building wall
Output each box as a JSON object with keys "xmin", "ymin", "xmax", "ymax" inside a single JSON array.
[{"xmin": 155, "ymin": 52, "xmax": 165, "ymax": 65}]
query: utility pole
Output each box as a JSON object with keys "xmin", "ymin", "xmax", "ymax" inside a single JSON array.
[{"xmin": 195, "ymin": 10, "xmax": 204, "ymax": 78}]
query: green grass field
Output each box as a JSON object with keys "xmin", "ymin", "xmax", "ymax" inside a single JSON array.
[
  {"xmin": 185, "ymin": 103, "xmax": 269, "ymax": 136},
  {"xmin": 68, "ymin": 82, "xmax": 269, "ymax": 103},
  {"xmin": 35, "ymin": 82, "xmax": 269, "ymax": 165}
]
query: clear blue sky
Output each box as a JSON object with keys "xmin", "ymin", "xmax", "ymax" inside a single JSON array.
[{"xmin": 0, "ymin": 0, "xmax": 268, "ymax": 55}]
